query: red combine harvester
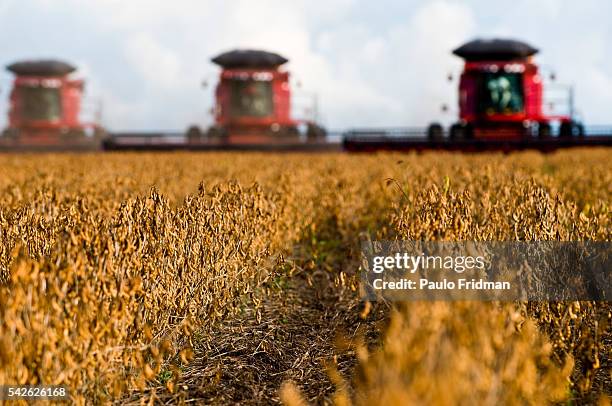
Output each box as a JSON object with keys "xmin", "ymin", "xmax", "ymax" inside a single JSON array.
[
  {"xmin": 430, "ymin": 38, "xmax": 582, "ymax": 140},
  {"xmin": 344, "ymin": 38, "xmax": 611, "ymax": 152},
  {"xmin": 1, "ymin": 60, "xmax": 100, "ymax": 150},
  {"xmin": 105, "ymin": 49, "xmax": 333, "ymax": 151},
  {"xmin": 204, "ymin": 49, "xmax": 325, "ymax": 141}
]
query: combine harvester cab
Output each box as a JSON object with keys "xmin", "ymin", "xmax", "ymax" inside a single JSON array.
[
  {"xmin": 431, "ymin": 38, "xmax": 583, "ymax": 140},
  {"xmin": 199, "ymin": 49, "xmax": 326, "ymax": 144},
  {"xmin": 1, "ymin": 60, "xmax": 101, "ymax": 151}
]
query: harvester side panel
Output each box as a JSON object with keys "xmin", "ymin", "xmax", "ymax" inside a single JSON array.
[
  {"xmin": 62, "ymin": 80, "xmax": 84, "ymax": 128},
  {"xmin": 458, "ymin": 73, "xmax": 478, "ymax": 121},
  {"xmin": 272, "ymin": 71, "xmax": 291, "ymax": 125},
  {"xmin": 523, "ymin": 68, "xmax": 543, "ymax": 119}
]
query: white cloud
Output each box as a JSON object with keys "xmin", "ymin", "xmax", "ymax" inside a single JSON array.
[
  {"xmin": 0, "ymin": 0, "xmax": 16, "ymax": 15},
  {"xmin": 0, "ymin": 0, "xmax": 611, "ymax": 130},
  {"xmin": 123, "ymin": 34, "xmax": 183, "ymax": 91}
]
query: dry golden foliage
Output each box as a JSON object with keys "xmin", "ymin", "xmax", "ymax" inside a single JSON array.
[
  {"xmin": 350, "ymin": 302, "xmax": 573, "ymax": 405},
  {"xmin": 0, "ymin": 150, "xmax": 609, "ymax": 404}
]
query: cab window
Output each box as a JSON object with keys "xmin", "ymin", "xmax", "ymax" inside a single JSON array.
[
  {"xmin": 230, "ymin": 79, "xmax": 273, "ymax": 118},
  {"xmin": 20, "ymin": 86, "xmax": 62, "ymax": 121},
  {"xmin": 479, "ymin": 73, "xmax": 524, "ymax": 114}
]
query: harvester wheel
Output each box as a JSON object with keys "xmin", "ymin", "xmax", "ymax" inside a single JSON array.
[
  {"xmin": 538, "ymin": 122, "xmax": 552, "ymax": 139},
  {"xmin": 186, "ymin": 125, "xmax": 203, "ymax": 141},
  {"xmin": 559, "ymin": 122, "xmax": 575, "ymax": 138},
  {"xmin": 2, "ymin": 128, "xmax": 19, "ymax": 139},
  {"xmin": 449, "ymin": 123, "xmax": 473, "ymax": 140},
  {"xmin": 427, "ymin": 123, "xmax": 444, "ymax": 140},
  {"xmin": 306, "ymin": 123, "xmax": 327, "ymax": 138},
  {"xmin": 281, "ymin": 126, "xmax": 300, "ymax": 137},
  {"xmin": 449, "ymin": 124, "xmax": 461, "ymax": 140},
  {"xmin": 93, "ymin": 127, "xmax": 108, "ymax": 140},
  {"xmin": 207, "ymin": 126, "xmax": 227, "ymax": 138}
]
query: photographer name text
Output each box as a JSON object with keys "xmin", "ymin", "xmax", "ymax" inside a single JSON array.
[{"xmin": 372, "ymin": 278, "xmax": 510, "ymax": 291}]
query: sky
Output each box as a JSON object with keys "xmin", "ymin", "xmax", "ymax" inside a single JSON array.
[{"xmin": 0, "ymin": 0, "xmax": 611, "ymax": 131}]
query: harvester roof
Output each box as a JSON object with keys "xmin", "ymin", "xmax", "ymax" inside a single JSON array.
[
  {"xmin": 6, "ymin": 59, "xmax": 77, "ymax": 76},
  {"xmin": 211, "ymin": 49, "xmax": 289, "ymax": 69},
  {"xmin": 453, "ymin": 39, "xmax": 538, "ymax": 61}
]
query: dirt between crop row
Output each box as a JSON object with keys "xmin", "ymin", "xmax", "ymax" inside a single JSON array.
[{"xmin": 120, "ymin": 243, "xmax": 386, "ymax": 405}]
